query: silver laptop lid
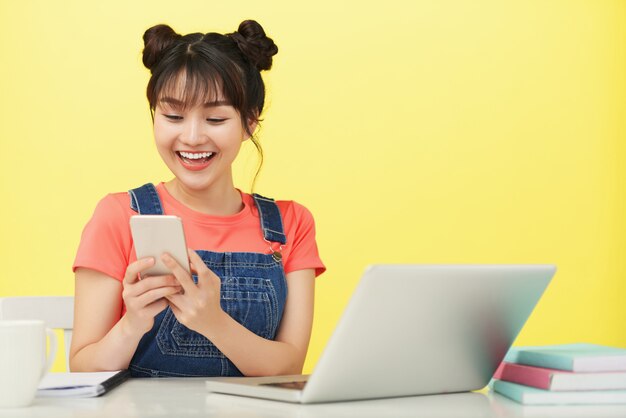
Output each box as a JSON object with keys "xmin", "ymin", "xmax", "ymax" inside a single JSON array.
[{"xmin": 302, "ymin": 264, "xmax": 555, "ymax": 403}]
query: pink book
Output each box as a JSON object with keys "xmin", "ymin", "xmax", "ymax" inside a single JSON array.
[{"xmin": 494, "ymin": 362, "xmax": 626, "ymax": 391}]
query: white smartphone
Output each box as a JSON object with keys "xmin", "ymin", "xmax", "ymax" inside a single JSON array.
[{"xmin": 130, "ymin": 215, "xmax": 191, "ymax": 279}]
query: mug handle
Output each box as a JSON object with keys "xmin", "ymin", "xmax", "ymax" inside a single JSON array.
[{"xmin": 42, "ymin": 328, "xmax": 58, "ymax": 378}]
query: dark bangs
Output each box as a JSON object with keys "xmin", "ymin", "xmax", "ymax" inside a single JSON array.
[{"xmin": 146, "ymin": 38, "xmax": 247, "ymax": 118}]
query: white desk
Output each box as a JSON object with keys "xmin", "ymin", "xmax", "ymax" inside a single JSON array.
[{"xmin": 1, "ymin": 378, "xmax": 625, "ymax": 418}]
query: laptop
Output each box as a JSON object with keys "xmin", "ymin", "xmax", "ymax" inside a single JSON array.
[{"xmin": 205, "ymin": 264, "xmax": 555, "ymax": 403}]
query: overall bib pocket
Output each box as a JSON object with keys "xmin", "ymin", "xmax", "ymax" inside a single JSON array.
[{"xmin": 156, "ymin": 277, "xmax": 278, "ymax": 357}]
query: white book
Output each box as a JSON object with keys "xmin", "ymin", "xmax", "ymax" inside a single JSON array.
[
  {"xmin": 505, "ymin": 344, "xmax": 626, "ymax": 372},
  {"xmin": 37, "ymin": 370, "xmax": 130, "ymax": 398}
]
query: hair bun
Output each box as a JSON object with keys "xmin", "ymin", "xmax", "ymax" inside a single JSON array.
[
  {"xmin": 228, "ymin": 20, "xmax": 278, "ymax": 71},
  {"xmin": 142, "ymin": 24, "xmax": 181, "ymax": 71}
]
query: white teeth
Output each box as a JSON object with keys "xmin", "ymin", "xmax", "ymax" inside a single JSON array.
[{"xmin": 179, "ymin": 151, "xmax": 214, "ymax": 159}]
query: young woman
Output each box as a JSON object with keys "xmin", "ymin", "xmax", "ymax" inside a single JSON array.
[{"xmin": 69, "ymin": 20, "xmax": 325, "ymax": 377}]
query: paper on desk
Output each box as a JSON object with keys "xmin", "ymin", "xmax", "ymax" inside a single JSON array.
[{"xmin": 37, "ymin": 371, "xmax": 124, "ymax": 398}]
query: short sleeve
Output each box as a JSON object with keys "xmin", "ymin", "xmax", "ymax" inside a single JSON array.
[
  {"xmin": 72, "ymin": 194, "xmax": 132, "ymax": 281},
  {"xmin": 281, "ymin": 202, "xmax": 326, "ymax": 277}
]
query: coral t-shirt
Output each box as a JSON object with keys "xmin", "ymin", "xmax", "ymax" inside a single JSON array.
[{"xmin": 72, "ymin": 183, "xmax": 326, "ymax": 281}]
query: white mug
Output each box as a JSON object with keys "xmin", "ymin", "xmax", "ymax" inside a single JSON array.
[{"xmin": 0, "ymin": 320, "xmax": 57, "ymax": 408}]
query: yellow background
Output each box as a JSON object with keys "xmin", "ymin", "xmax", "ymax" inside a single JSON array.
[{"xmin": 1, "ymin": 0, "xmax": 624, "ymax": 373}]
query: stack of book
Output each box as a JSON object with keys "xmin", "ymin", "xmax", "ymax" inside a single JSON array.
[{"xmin": 492, "ymin": 343, "xmax": 626, "ymax": 405}]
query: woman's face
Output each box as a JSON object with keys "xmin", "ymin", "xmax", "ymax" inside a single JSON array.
[{"xmin": 153, "ymin": 93, "xmax": 254, "ymax": 193}]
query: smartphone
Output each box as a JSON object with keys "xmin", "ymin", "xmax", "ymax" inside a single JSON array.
[{"xmin": 130, "ymin": 215, "xmax": 191, "ymax": 279}]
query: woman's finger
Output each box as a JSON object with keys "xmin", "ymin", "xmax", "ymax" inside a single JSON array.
[
  {"xmin": 165, "ymin": 293, "xmax": 183, "ymax": 310},
  {"xmin": 123, "ymin": 257, "xmax": 155, "ymax": 285},
  {"xmin": 188, "ymin": 249, "xmax": 219, "ymax": 287},
  {"xmin": 135, "ymin": 285, "xmax": 182, "ymax": 308},
  {"xmin": 144, "ymin": 298, "xmax": 169, "ymax": 318},
  {"xmin": 161, "ymin": 252, "xmax": 196, "ymax": 293},
  {"xmin": 130, "ymin": 275, "xmax": 180, "ymax": 295}
]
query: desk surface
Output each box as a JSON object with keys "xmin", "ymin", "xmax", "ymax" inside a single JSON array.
[{"xmin": 1, "ymin": 377, "xmax": 626, "ymax": 418}]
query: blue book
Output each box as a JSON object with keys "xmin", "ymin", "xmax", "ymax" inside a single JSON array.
[
  {"xmin": 503, "ymin": 344, "xmax": 626, "ymax": 372},
  {"xmin": 493, "ymin": 380, "xmax": 626, "ymax": 405}
]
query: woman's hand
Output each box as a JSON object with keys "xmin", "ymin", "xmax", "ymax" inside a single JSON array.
[
  {"xmin": 121, "ymin": 257, "xmax": 183, "ymax": 335},
  {"xmin": 161, "ymin": 249, "xmax": 224, "ymax": 334}
]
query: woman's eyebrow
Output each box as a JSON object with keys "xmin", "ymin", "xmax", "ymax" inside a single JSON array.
[
  {"xmin": 203, "ymin": 100, "xmax": 230, "ymax": 108},
  {"xmin": 158, "ymin": 97, "xmax": 231, "ymax": 108}
]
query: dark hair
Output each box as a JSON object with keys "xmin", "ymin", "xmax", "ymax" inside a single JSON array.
[{"xmin": 142, "ymin": 20, "xmax": 278, "ymax": 191}]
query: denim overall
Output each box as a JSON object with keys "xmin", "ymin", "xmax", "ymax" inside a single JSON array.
[{"xmin": 126, "ymin": 183, "xmax": 287, "ymax": 377}]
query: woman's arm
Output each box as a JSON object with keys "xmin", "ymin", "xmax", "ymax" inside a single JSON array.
[
  {"xmin": 70, "ymin": 268, "xmax": 136, "ymax": 371},
  {"xmin": 164, "ymin": 250, "xmax": 315, "ymax": 376},
  {"xmin": 207, "ymin": 268, "xmax": 315, "ymax": 376},
  {"xmin": 70, "ymin": 259, "xmax": 182, "ymax": 371}
]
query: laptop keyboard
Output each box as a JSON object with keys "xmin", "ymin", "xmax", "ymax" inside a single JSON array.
[{"xmin": 259, "ymin": 381, "xmax": 307, "ymax": 390}]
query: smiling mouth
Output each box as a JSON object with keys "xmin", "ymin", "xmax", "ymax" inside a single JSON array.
[{"xmin": 176, "ymin": 151, "xmax": 216, "ymax": 165}]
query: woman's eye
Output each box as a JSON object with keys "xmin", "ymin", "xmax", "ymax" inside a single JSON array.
[
  {"xmin": 207, "ymin": 118, "xmax": 227, "ymax": 123},
  {"xmin": 164, "ymin": 114, "xmax": 183, "ymax": 121}
]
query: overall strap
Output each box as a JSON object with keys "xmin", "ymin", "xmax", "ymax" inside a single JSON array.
[
  {"xmin": 252, "ymin": 194, "xmax": 287, "ymax": 245},
  {"xmin": 128, "ymin": 183, "xmax": 164, "ymax": 215}
]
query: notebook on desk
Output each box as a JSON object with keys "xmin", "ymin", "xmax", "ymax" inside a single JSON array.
[
  {"xmin": 206, "ymin": 264, "xmax": 555, "ymax": 404},
  {"xmin": 37, "ymin": 370, "xmax": 130, "ymax": 398}
]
